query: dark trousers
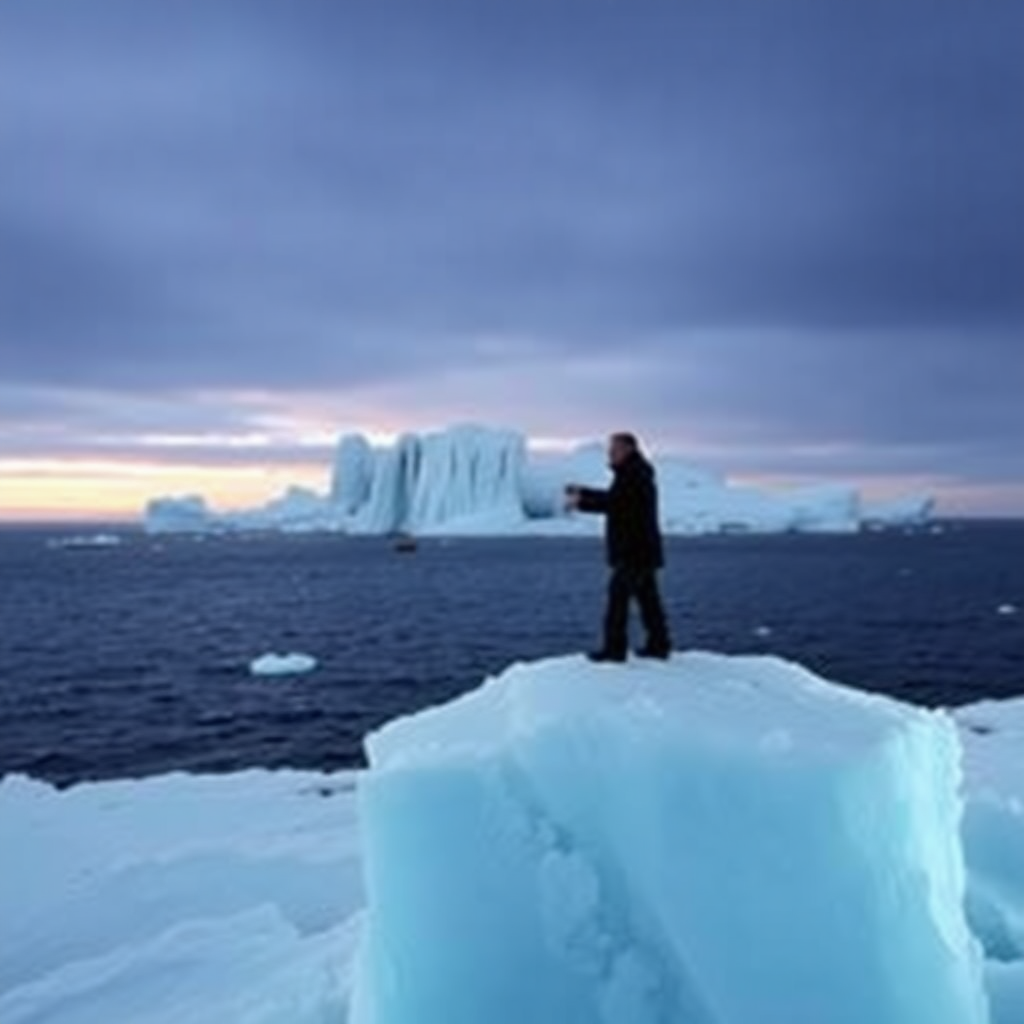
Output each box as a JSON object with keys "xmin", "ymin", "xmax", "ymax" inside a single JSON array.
[{"xmin": 604, "ymin": 566, "xmax": 671, "ymax": 655}]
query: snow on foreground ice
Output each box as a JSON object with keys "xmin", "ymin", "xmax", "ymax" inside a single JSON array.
[
  {"xmin": 0, "ymin": 771, "xmax": 364, "ymax": 1024},
  {"xmin": 2, "ymin": 658, "xmax": 1023, "ymax": 1024}
]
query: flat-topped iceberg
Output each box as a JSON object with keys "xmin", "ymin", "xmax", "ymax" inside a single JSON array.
[
  {"xmin": 143, "ymin": 424, "xmax": 935, "ymax": 536},
  {"xmin": 354, "ymin": 654, "xmax": 987, "ymax": 1024}
]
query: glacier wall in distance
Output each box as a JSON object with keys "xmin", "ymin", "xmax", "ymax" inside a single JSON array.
[{"xmin": 144, "ymin": 424, "xmax": 935, "ymax": 536}]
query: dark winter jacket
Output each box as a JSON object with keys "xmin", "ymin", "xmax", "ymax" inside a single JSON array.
[{"xmin": 577, "ymin": 452, "xmax": 665, "ymax": 569}]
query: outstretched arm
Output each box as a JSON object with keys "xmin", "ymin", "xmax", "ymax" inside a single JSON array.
[{"xmin": 566, "ymin": 484, "xmax": 609, "ymax": 514}]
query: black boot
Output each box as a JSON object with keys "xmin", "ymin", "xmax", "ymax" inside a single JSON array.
[{"xmin": 587, "ymin": 648, "xmax": 627, "ymax": 664}]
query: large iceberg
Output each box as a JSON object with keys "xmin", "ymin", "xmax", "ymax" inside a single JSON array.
[
  {"xmin": 142, "ymin": 424, "xmax": 934, "ymax": 537},
  {"xmin": 2, "ymin": 656, "xmax": 1024, "ymax": 1023},
  {"xmin": 353, "ymin": 654, "xmax": 987, "ymax": 1024},
  {"xmin": 407, "ymin": 426, "xmax": 524, "ymax": 533},
  {"xmin": 352, "ymin": 426, "xmax": 525, "ymax": 535}
]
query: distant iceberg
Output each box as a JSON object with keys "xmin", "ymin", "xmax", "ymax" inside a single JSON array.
[
  {"xmin": 862, "ymin": 494, "xmax": 936, "ymax": 529},
  {"xmin": 146, "ymin": 495, "xmax": 213, "ymax": 534},
  {"xmin": 143, "ymin": 424, "xmax": 935, "ymax": 537}
]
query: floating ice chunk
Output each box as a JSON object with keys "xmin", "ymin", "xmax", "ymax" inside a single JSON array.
[
  {"xmin": 249, "ymin": 653, "xmax": 318, "ymax": 677},
  {"xmin": 997, "ymin": 604, "xmax": 1018, "ymax": 616},
  {"xmin": 47, "ymin": 533, "xmax": 123, "ymax": 549},
  {"xmin": 354, "ymin": 653, "xmax": 988, "ymax": 1024},
  {"xmin": 753, "ymin": 624, "xmax": 773, "ymax": 638}
]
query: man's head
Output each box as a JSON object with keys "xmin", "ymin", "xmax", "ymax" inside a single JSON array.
[{"xmin": 608, "ymin": 431, "xmax": 639, "ymax": 469}]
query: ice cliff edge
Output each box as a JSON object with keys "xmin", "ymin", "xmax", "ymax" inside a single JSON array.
[{"xmin": 352, "ymin": 653, "xmax": 988, "ymax": 1024}]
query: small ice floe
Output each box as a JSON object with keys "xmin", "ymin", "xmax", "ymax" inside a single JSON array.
[
  {"xmin": 47, "ymin": 533, "xmax": 123, "ymax": 550},
  {"xmin": 997, "ymin": 604, "xmax": 1019, "ymax": 617},
  {"xmin": 249, "ymin": 652, "xmax": 318, "ymax": 677},
  {"xmin": 753, "ymin": 625, "xmax": 773, "ymax": 639}
]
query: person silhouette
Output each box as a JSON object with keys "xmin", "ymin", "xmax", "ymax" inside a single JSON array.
[{"xmin": 566, "ymin": 432, "xmax": 672, "ymax": 662}]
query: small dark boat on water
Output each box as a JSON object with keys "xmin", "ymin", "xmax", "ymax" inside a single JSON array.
[{"xmin": 393, "ymin": 533, "xmax": 418, "ymax": 553}]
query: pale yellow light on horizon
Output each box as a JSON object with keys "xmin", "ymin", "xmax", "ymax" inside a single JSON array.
[
  {"xmin": 0, "ymin": 458, "xmax": 328, "ymax": 522},
  {"xmin": 3, "ymin": 455, "xmax": 1021, "ymax": 523}
]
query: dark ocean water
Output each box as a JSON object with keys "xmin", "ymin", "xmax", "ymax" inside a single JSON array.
[{"xmin": 1, "ymin": 523, "xmax": 1022, "ymax": 785}]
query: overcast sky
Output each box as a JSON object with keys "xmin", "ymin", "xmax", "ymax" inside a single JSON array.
[{"xmin": 1, "ymin": 1, "xmax": 1022, "ymax": 516}]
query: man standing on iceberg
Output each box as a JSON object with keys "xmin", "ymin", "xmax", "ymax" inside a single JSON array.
[{"xmin": 566, "ymin": 432, "xmax": 672, "ymax": 662}]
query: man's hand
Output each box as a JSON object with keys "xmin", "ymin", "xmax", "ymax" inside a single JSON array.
[{"xmin": 564, "ymin": 484, "xmax": 582, "ymax": 511}]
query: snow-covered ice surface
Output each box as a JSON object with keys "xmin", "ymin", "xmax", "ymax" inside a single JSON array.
[
  {"xmin": 249, "ymin": 652, "xmax": 319, "ymax": 676},
  {"xmin": 144, "ymin": 424, "xmax": 935, "ymax": 536},
  {"xmin": 3, "ymin": 656, "xmax": 1023, "ymax": 1024},
  {"xmin": 0, "ymin": 770, "xmax": 363, "ymax": 1024}
]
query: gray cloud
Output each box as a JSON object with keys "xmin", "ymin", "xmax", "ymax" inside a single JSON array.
[{"xmin": 0, "ymin": 1, "xmax": 1022, "ymax": 506}]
